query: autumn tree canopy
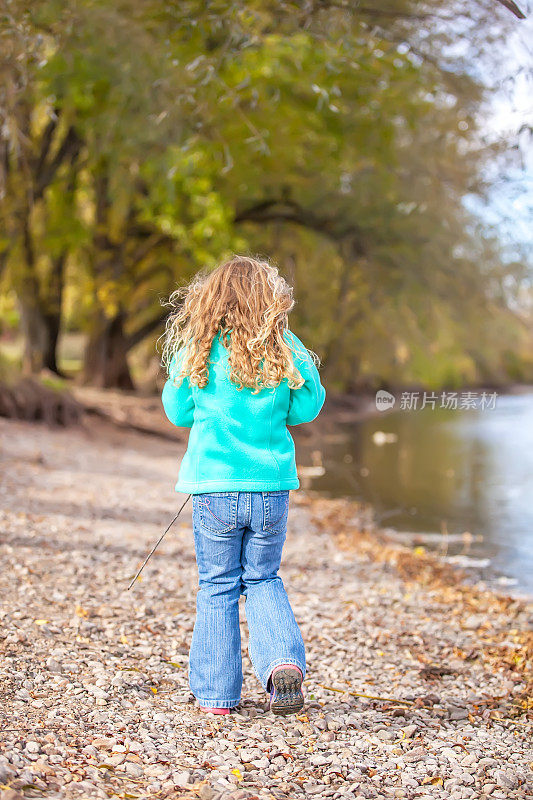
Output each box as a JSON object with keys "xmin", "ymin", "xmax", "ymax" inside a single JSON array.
[{"xmin": 0, "ymin": 0, "xmax": 531, "ymax": 390}]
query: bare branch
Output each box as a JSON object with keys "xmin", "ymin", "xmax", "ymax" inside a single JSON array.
[
  {"xmin": 126, "ymin": 312, "xmax": 167, "ymax": 351},
  {"xmin": 495, "ymin": 0, "xmax": 526, "ymax": 19},
  {"xmin": 235, "ymin": 198, "xmax": 366, "ymax": 253},
  {"xmin": 35, "ymin": 125, "xmax": 82, "ymax": 200},
  {"xmin": 315, "ymin": 0, "xmax": 527, "ymax": 21},
  {"xmin": 34, "ymin": 114, "xmax": 59, "ymax": 179}
]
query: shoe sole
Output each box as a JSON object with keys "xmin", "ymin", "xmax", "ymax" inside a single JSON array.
[{"xmin": 270, "ymin": 668, "xmax": 304, "ymax": 716}]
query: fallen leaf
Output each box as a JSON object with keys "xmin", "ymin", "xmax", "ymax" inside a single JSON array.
[{"xmin": 422, "ymin": 775, "xmax": 444, "ymax": 786}]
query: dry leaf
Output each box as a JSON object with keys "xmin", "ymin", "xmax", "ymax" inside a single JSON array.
[{"xmin": 422, "ymin": 775, "xmax": 444, "ymax": 786}]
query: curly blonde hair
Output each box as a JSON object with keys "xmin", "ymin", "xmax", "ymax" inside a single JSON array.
[{"xmin": 162, "ymin": 256, "xmax": 310, "ymax": 392}]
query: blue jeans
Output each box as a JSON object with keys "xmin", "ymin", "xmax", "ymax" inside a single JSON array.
[{"xmin": 189, "ymin": 491, "xmax": 306, "ymax": 708}]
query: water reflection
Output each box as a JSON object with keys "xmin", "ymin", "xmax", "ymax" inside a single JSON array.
[{"xmin": 299, "ymin": 393, "xmax": 533, "ymax": 595}]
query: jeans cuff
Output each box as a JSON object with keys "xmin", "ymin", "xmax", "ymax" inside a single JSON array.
[
  {"xmin": 262, "ymin": 658, "xmax": 306, "ymax": 691},
  {"xmin": 194, "ymin": 697, "xmax": 240, "ymax": 709}
]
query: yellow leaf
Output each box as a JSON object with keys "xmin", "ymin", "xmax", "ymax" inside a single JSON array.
[
  {"xmin": 150, "ymin": 687, "xmax": 157, "ymax": 694},
  {"xmin": 231, "ymin": 768, "xmax": 243, "ymax": 781},
  {"xmin": 120, "ymin": 634, "xmax": 129, "ymax": 644},
  {"xmin": 422, "ymin": 775, "xmax": 444, "ymax": 785},
  {"xmin": 75, "ymin": 605, "xmax": 89, "ymax": 618},
  {"xmin": 34, "ymin": 619, "xmax": 49, "ymax": 625},
  {"xmin": 414, "ymin": 546, "xmax": 425, "ymax": 556}
]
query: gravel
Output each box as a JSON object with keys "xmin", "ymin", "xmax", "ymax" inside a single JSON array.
[{"xmin": 0, "ymin": 418, "xmax": 531, "ymax": 800}]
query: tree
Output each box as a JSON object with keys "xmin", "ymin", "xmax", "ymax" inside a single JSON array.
[
  {"xmin": 0, "ymin": 6, "xmax": 82, "ymax": 372},
  {"xmin": 0, "ymin": 1, "xmax": 530, "ymax": 389}
]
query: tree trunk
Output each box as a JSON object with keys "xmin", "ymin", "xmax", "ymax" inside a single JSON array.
[
  {"xmin": 83, "ymin": 311, "xmax": 135, "ymax": 390},
  {"xmin": 17, "ymin": 201, "xmax": 66, "ymax": 375},
  {"xmin": 19, "ymin": 300, "xmax": 48, "ymax": 374},
  {"xmin": 82, "ymin": 168, "xmax": 134, "ymax": 390},
  {"xmin": 42, "ymin": 310, "xmax": 62, "ymax": 374},
  {"xmin": 41, "ymin": 253, "xmax": 66, "ymax": 375},
  {"xmin": 18, "ymin": 301, "xmax": 64, "ymax": 375}
]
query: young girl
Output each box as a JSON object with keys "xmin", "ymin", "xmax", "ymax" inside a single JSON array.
[{"xmin": 161, "ymin": 256, "xmax": 325, "ymax": 716}]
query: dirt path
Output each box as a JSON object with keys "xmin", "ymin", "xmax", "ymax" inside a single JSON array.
[{"xmin": 0, "ymin": 418, "xmax": 531, "ymax": 800}]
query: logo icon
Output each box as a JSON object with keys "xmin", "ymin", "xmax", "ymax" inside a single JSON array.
[{"xmin": 375, "ymin": 390, "xmax": 396, "ymax": 412}]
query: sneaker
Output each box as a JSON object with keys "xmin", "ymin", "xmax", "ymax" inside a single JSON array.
[{"xmin": 269, "ymin": 665, "xmax": 304, "ymax": 716}]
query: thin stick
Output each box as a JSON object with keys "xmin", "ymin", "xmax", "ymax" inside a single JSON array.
[
  {"xmin": 127, "ymin": 494, "xmax": 191, "ymax": 590},
  {"xmin": 318, "ymin": 683, "xmax": 414, "ymax": 705}
]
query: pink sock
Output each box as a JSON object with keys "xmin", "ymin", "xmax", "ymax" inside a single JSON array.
[{"xmin": 199, "ymin": 706, "xmax": 230, "ymax": 715}]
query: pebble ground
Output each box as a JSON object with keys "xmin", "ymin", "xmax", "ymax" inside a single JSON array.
[{"xmin": 1, "ymin": 418, "xmax": 531, "ymax": 800}]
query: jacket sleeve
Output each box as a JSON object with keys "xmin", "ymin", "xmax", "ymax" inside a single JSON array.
[
  {"xmin": 285, "ymin": 331, "xmax": 326, "ymax": 426},
  {"xmin": 161, "ymin": 352, "xmax": 195, "ymax": 428}
]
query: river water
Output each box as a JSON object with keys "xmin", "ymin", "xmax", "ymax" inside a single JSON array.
[{"xmin": 301, "ymin": 391, "xmax": 533, "ymax": 596}]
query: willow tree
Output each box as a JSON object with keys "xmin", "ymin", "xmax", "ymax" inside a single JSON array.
[
  {"xmin": 0, "ymin": 5, "xmax": 82, "ymax": 373},
  {"xmin": 1, "ymin": 0, "xmax": 528, "ymax": 388}
]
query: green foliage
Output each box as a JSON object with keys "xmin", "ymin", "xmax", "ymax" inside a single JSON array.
[{"xmin": 0, "ymin": 0, "xmax": 530, "ymax": 387}]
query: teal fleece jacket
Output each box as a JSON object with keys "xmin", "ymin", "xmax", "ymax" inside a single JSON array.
[{"xmin": 161, "ymin": 329, "xmax": 325, "ymax": 494}]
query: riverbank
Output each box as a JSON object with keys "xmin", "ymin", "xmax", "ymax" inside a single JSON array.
[
  {"xmin": 298, "ymin": 388, "xmax": 533, "ymax": 597},
  {"xmin": 0, "ymin": 417, "xmax": 531, "ymax": 800}
]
